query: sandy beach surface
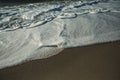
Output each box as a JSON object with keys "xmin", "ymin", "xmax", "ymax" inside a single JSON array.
[{"xmin": 0, "ymin": 41, "xmax": 120, "ymax": 80}]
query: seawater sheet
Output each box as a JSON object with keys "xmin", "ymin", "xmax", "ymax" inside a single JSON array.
[{"xmin": 0, "ymin": 0, "xmax": 120, "ymax": 69}]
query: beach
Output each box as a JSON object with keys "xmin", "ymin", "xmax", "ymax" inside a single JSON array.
[{"xmin": 0, "ymin": 41, "xmax": 120, "ymax": 80}]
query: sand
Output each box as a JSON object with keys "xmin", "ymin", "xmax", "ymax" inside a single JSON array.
[{"xmin": 0, "ymin": 42, "xmax": 120, "ymax": 80}]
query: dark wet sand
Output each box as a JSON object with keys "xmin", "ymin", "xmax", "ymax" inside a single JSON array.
[{"xmin": 0, "ymin": 42, "xmax": 120, "ymax": 80}]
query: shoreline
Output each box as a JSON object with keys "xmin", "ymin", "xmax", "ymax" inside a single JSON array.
[{"xmin": 0, "ymin": 41, "xmax": 120, "ymax": 80}]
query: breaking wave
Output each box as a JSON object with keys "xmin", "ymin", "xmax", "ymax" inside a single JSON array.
[{"xmin": 0, "ymin": 0, "xmax": 119, "ymax": 31}]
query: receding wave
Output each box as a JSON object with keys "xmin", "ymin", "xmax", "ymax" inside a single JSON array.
[{"xmin": 0, "ymin": 0, "xmax": 120, "ymax": 69}]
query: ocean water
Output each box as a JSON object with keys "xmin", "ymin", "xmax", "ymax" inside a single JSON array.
[{"xmin": 0, "ymin": 0, "xmax": 120, "ymax": 69}]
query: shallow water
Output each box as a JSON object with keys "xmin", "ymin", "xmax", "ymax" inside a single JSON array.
[{"xmin": 0, "ymin": 0, "xmax": 120, "ymax": 69}]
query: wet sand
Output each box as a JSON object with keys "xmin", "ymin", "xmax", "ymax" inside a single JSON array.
[{"xmin": 0, "ymin": 41, "xmax": 120, "ymax": 80}]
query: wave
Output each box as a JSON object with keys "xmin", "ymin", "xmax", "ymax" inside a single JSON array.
[
  {"xmin": 0, "ymin": 0, "xmax": 119, "ymax": 31},
  {"xmin": 0, "ymin": 0, "xmax": 120, "ymax": 69}
]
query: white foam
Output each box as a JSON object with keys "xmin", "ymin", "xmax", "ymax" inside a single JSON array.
[{"xmin": 0, "ymin": 0, "xmax": 120, "ymax": 69}]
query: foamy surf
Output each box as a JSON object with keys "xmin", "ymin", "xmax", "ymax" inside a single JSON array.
[{"xmin": 0, "ymin": 0, "xmax": 120, "ymax": 69}]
